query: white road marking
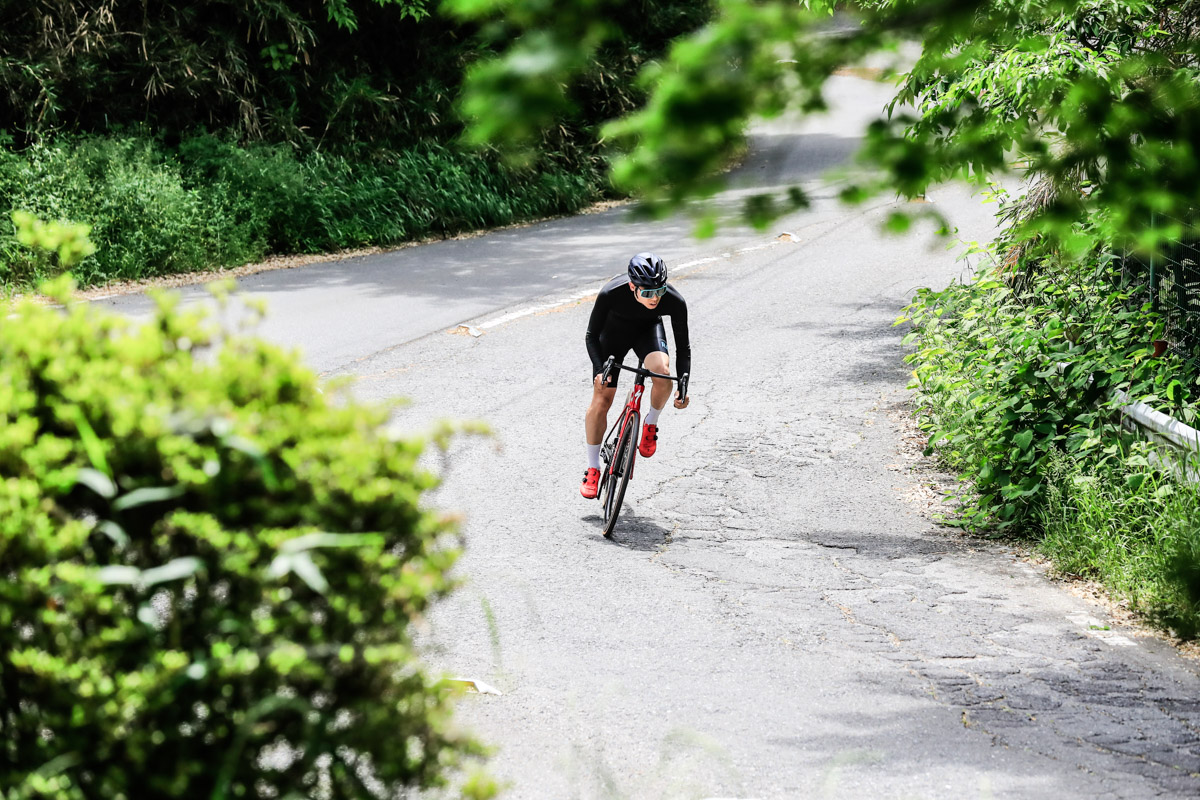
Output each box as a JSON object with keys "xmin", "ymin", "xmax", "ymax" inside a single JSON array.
[
  {"xmin": 676, "ymin": 256, "xmax": 722, "ymax": 268},
  {"xmin": 474, "ymin": 287, "xmax": 599, "ymax": 331},
  {"xmin": 1099, "ymin": 635, "xmax": 1138, "ymax": 647},
  {"xmin": 447, "ymin": 677, "xmax": 503, "ymax": 695},
  {"xmin": 1067, "ymin": 614, "xmax": 1138, "ymax": 647},
  {"xmin": 470, "ymin": 237, "xmax": 788, "ymax": 333}
]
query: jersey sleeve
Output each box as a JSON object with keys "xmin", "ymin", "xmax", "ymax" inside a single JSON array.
[
  {"xmin": 669, "ymin": 294, "xmax": 691, "ymax": 380},
  {"xmin": 585, "ymin": 288, "xmax": 612, "ymax": 375}
]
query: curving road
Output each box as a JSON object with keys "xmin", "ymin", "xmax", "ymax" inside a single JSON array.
[{"xmin": 101, "ymin": 73, "xmax": 1200, "ymax": 799}]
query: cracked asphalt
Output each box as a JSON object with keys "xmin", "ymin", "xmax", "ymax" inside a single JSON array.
[
  {"xmin": 356, "ymin": 185, "xmax": 1200, "ymax": 798},
  {"xmin": 98, "ymin": 72, "xmax": 1200, "ymax": 799}
]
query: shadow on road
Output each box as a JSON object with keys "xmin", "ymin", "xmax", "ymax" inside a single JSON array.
[
  {"xmin": 772, "ymin": 658, "xmax": 1200, "ymax": 797},
  {"xmin": 581, "ymin": 509, "xmax": 673, "ymax": 551},
  {"xmin": 781, "ymin": 297, "xmax": 916, "ymax": 387}
]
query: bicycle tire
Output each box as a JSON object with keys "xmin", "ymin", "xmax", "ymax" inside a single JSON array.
[
  {"xmin": 601, "ymin": 409, "xmax": 639, "ymax": 537},
  {"xmin": 597, "ymin": 423, "xmax": 621, "ymax": 521}
]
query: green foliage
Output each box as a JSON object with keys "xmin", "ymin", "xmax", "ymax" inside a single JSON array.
[
  {"xmin": 0, "ymin": 138, "xmax": 211, "ymax": 286},
  {"xmin": 1041, "ymin": 451, "xmax": 1200, "ymax": 639},
  {"xmin": 327, "ymin": 0, "xmax": 434, "ymax": 29},
  {"xmin": 871, "ymin": 0, "xmax": 1200, "ymax": 258},
  {"xmin": 454, "ymin": 0, "xmax": 1200, "ymax": 252},
  {"xmin": 451, "ymin": 0, "xmax": 823, "ymax": 219},
  {"xmin": 902, "ymin": 215, "xmax": 1191, "ymax": 529},
  {"xmin": 0, "ymin": 275, "xmax": 486, "ymax": 798},
  {"xmin": 0, "ymin": 0, "xmax": 462, "ymax": 150},
  {"xmin": 9, "ymin": 211, "xmax": 95, "ymax": 273},
  {"xmin": 605, "ymin": 1, "xmax": 815, "ymax": 214},
  {"xmin": 0, "ymin": 134, "xmax": 599, "ymax": 290},
  {"xmin": 447, "ymin": 0, "xmax": 715, "ymax": 176}
]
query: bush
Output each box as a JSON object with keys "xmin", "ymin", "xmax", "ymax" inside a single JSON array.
[
  {"xmin": 0, "ymin": 138, "xmax": 214, "ymax": 286},
  {"xmin": 178, "ymin": 136, "xmax": 599, "ymax": 254},
  {"xmin": 0, "ymin": 277, "xmax": 487, "ymax": 798},
  {"xmin": 177, "ymin": 135, "xmax": 316, "ymax": 257},
  {"xmin": 0, "ymin": 133, "xmax": 601, "ymax": 290},
  {"xmin": 902, "ymin": 248, "xmax": 1190, "ymax": 531}
]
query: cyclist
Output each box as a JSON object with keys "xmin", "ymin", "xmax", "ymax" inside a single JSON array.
[{"xmin": 581, "ymin": 252, "xmax": 691, "ymax": 499}]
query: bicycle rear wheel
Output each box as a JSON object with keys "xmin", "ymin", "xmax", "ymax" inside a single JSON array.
[{"xmin": 601, "ymin": 410, "xmax": 639, "ymax": 537}]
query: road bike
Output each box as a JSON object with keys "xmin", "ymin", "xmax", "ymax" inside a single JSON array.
[{"xmin": 595, "ymin": 355, "xmax": 689, "ymax": 537}]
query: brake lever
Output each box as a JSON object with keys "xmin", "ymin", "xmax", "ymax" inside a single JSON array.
[{"xmin": 600, "ymin": 356, "xmax": 616, "ymax": 387}]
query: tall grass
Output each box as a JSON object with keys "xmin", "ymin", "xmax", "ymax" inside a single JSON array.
[
  {"xmin": 1040, "ymin": 450, "xmax": 1200, "ymax": 637},
  {"xmin": 0, "ymin": 134, "xmax": 602, "ymax": 289}
]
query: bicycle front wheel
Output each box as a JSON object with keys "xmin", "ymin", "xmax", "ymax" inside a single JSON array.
[{"xmin": 601, "ymin": 410, "xmax": 639, "ymax": 537}]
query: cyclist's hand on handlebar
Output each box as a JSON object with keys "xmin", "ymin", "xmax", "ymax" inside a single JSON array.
[
  {"xmin": 674, "ymin": 373, "xmax": 689, "ymax": 409},
  {"xmin": 594, "ymin": 373, "xmax": 611, "ymax": 391}
]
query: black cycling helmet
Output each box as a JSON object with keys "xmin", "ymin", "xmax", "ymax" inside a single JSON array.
[{"xmin": 627, "ymin": 252, "xmax": 667, "ymax": 289}]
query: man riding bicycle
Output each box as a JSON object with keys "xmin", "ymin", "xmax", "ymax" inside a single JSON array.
[{"xmin": 581, "ymin": 252, "xmax": 691, "ymax": 499}]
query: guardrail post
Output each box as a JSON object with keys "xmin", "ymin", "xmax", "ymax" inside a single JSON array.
[{"xmin": 1149, "ymin": 211, "xmax": 1157, "ymax": 313}]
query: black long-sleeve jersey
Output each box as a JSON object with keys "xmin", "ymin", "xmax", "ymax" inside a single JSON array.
[{"xmin": 585, "ymin": 275, "xmax": 691, "ymax": 378}]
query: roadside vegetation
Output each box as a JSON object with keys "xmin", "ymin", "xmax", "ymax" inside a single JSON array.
[
  {"xmin": 902, "ymin": 203, "xmax": 1200, "ymax": 637},
  {"xmin": 0, "ymin": 218, "xmax": 496, "ymax": 798},
  {"xmin": 893, "ymin": 1, "xmax": 1200, "ymax": 637},
  {"xmin": 0, "ymin": 0, "xmax": 713, "ymax": 291}
]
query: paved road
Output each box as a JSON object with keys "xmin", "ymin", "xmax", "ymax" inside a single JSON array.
[
  {"xmin": 371, "ymin": 192, "xmax": 1200, "ymax": 799},
  {"xmin": 102, "ymin": 74, "xmax": 1200, "ymax": 798}
]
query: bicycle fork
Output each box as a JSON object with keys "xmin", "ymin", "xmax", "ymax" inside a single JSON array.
[{"xmin": 621, "ymin": 384, "xmax": 645, "ymax": 479}]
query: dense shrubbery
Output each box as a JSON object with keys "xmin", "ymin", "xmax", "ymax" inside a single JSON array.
[
  {"xmin": 0, "ymin": 1, "xmax": 714, "ymax": 291},
  {"xmin": 0, "ymin": 135, "xmax": 598, "ymax": 289},
  {"xmin": 902, "ymin": 243, "xmax": 1190, "ymax": 529},
  {"xmin": 0, "ymin": 262, "xmax": 489, "ymax": 796},
  {"xmin": 903, "ymin": 209, "xmax": 1200, "ymax": 635},
  {"xmin": 0, "ymin": 1, "xmax": 712, "ymax": 155},
  {"xmin": 1, "ymin": 1, "xmax": 471, "ymax": 150}
]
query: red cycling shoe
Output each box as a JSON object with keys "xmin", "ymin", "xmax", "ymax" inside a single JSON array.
[
  {"xmin": 580, "ymin": 467, "xmax": 600, "ymax": 499},
  {"xmin": 638, "ymin": 423, "xmax": 658, "ymax": 458}
]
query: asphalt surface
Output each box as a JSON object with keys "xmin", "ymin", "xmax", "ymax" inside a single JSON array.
[
  {"xmin": 100, "ymin": 73, "xmax": 1200, "ymax": 798},
  {"xmin": 371, "ymin": 196, "xmax": 1200, "ymax": 799}
]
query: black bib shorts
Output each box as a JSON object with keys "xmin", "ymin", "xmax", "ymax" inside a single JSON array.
[{"xmin": 596, "ymin": 319, "xmax": 669, "ymax": 388}]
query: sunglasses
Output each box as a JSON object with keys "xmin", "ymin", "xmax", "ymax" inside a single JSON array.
[{"xmin": 636, "ymin": 286, "xmax": 667, "ymax": 299}]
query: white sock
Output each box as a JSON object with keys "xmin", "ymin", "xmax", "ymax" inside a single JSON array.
[
  {"xmin": 644, "ymin": 404, "xmax": 663, "ymax": 426},
  {"xmin": 587, "ymin": 443, "xmax": 601, "ymax": 470}
]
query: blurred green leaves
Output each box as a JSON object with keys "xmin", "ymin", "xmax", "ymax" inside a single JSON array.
[
  {"xmin": 0, "ymin": 224, "xmax": 488, "ymax": 796},
  {"xmin": 452, "ymin": 0, "xmax": 1200, "ymax": 249},
  {"xmin": 11, "ymin": 210, "xmax": 95, "ymax": 270},
  {"xmin": 446, "ymin": 0, "xmax": 606, "ymax": 131},
  {"xmin": 452, "ymin": 0, "xmax": 870, "ymax": 219}
]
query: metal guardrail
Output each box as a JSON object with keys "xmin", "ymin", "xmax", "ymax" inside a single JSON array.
[
  {"xmin": 1116, "ymin": 390, "xmax": 1200, "ymax": 451},
  {"xmin": 1115, "ymin": 389, "xmax": 1200, "ymax": 479}
]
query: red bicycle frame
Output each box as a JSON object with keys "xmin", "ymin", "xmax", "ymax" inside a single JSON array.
[
  {"xmin": 595, "ymin": 356, "xmax": 688, "ymax": 536},
  {"xmin": 612, "ymin": 381, "xmax": 645, "ymax": 477}
]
